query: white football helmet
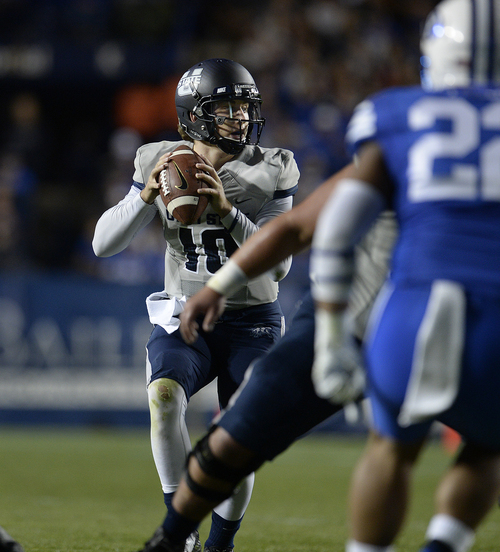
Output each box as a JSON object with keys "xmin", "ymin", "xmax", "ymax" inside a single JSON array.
[{"xmin": 420, "ymin": 0, "xmax": 500, "ymax": 89}]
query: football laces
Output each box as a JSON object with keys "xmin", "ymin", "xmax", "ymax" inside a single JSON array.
[{"xmin": 159, "ymin": 169, "xmax": 170, "ymax": 195}]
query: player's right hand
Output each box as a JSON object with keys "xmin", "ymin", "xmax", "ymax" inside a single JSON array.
[
  {"xmin": 141, "ymin": 152, "xmax": 172, "ymax": 205},
  {"xmin": 312, "ymin": 341, "xmax": 365, "ymax": 404},
  {"xmin": 311, "ymin": 308, "xmax": 365, "ymax": 404},
  {"xmin": 179, "ymin": 287, "xmax": 227, "ymax": 344}
]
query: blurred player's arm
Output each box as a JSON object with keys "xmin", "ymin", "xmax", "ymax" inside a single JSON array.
[
  {"xmin": 310, "ymin": 141, "xmax": 392, "ymax": 403},
  {"xmin": 219, "ymin": 162, "xmax": 355, "ymax": 279},
  {"xmin": 311, "ymin": 142, "xmax": 392, "ymax": 311},
  {"xmin": 179, "ymin": 162, "xmax": 356, "ymax": 344}
]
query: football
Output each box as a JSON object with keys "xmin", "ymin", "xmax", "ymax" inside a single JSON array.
[{"xmin": 157, "ymin": 145, "xmax": 209, "ymax": 225}]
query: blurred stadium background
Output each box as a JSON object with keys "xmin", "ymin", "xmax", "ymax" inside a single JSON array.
[{"xmin": 0, "ymin": 0, "xmax": 437, "ymax": 428}]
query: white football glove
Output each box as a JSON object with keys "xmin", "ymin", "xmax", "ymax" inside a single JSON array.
[{"xmin": 312, "ymin": 308, "xmax": 366, "ymax": 404}]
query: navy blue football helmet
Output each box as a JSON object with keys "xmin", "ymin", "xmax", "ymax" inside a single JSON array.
[{"xmin": 175, "ymin": 58, "xmax": 265, "ymax": 155}]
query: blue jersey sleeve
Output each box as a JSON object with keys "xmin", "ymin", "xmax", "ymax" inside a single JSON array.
[{"xmin": 346, "ymin": 87, "xmax": 423, "ymax": 154}]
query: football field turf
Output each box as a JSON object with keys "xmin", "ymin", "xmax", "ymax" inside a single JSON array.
[{"xmin": 0, "ymin": 426, "xmax": 498, "ymax": 552}]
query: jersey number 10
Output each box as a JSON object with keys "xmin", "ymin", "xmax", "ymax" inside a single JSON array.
[{"xmin": 179, "ymin": 227, "xmax": 238, "ymax": 274}]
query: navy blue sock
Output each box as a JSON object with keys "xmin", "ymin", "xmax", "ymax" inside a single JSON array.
[
  {"xmin": 204, "ymin": 512, "xmax": 242, "ymax": 550},
  {"xmin": 419, "ymin": 540, "xmax": 454, "ymax": 552},
  {"xmin": 162, "ymin": 506, "xmax": 200, "ymax": 546},
  {"xmin": 164, "ymin": 491, "xmax": 174, "ymax": 510}
]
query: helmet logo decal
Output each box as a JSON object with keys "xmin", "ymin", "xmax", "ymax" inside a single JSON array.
[
  {"xmin": 173, "ymin": 162, "xmax": 189, "ymax": 190},
  {"xmin": 177, "ymin": 68, "xmax": 204, "ymax": 97}
]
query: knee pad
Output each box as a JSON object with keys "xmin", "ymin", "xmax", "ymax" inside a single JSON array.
[{"xmin": 184, "ymin": 429, "xmax": 263, "ymax": 503}]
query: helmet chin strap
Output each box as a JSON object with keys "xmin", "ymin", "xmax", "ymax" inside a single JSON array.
[
  {"xmin": 216, "ymin": 136, "xmax": 245, "ymax": 155},
  {"xmin": 206, "ymin": 124, "xmax": 245, "ymax": 155},
  {"xmin": 201, "ymin": 133, "xmax": 244, "ymax": 155},
  {"xmin": 217, "ymin": 117, "xmax": 249, "ymax": 154}
]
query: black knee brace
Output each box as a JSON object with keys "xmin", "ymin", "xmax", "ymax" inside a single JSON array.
[{"xmin": 184, "ymin": 428, "xmax": 263, "ymax": 503}]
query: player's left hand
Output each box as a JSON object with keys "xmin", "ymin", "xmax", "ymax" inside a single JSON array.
[
  {"xmin": 311, "ymin": 309, "xmax": 365, "ymax": 404},
  {"xmin": 194, "ymin": 155, "xmax": 232, "ymax": 218},
  {"xmin": 179, "ymin": 287, "xmax": 227, "ymax": 344}
]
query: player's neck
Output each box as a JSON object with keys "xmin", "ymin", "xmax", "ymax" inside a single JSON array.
[{"xmin": 193, "ymin": 141, "xmax": 233, "ymax": 171}]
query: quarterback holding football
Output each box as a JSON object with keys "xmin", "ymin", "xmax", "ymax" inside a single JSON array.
[{"xmin": 92, "ymin": 58, "xmax": 299, "ymax": 552}]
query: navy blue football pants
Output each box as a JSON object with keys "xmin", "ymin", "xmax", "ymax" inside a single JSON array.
[
  {"xmin": 146, "ymin": 300, "xmax": 283, "ymax": 408},
  {"xmin": 217, "ymin": 291, "xmax": 344, "ymax": 460}
]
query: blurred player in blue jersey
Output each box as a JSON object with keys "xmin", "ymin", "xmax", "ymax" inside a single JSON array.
[
  {"xmin": 310, "ymin": 1, "xmax": 500, "ymax": 552},
  {"xmin": 121, "ymin": 162, "xmax": 396, "ymax": 552},
  {"xmin": 93, "ymin": 58, "xmax": 299, "ymax": 552}
]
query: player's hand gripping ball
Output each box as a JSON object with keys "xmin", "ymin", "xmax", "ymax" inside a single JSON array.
[{"xmin": 157, "ymin": 145, "xmax": 209, "ymax": 225}]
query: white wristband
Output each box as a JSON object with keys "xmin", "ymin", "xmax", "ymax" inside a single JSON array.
[{"xmin": 206, "ymin": 259, "xmax": 249, "ymax": 297}]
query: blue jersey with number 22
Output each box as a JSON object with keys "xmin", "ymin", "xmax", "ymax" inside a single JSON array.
[{"xmin": 346, "ymin": 85, "xmax": 500, "ymax": 295}]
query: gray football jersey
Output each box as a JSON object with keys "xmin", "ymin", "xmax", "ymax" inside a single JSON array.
[{"xmin": 133, "ymin": 140, "xmax": 299, "ymax": 309}]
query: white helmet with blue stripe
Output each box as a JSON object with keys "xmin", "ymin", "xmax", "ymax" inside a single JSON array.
[{"xmin": 420, "ymin": 0, "xmax": 500, "ymax": 89}]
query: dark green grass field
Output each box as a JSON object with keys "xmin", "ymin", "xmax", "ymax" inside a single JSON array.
[{"xmin": 0, "ymin": 426, "xmax": 498, "ymax": 552}]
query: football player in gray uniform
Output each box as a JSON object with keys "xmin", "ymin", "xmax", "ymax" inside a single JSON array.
[
  {"xmin": 92, "ymin": 59, "xmax": 299, "ymax": 552},
  {"xmin": 129, "ymin": 164, "xmax": 397, "ymax": 552}
]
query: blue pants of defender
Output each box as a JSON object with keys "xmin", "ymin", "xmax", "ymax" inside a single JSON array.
[
  {"xmin": 366, "ymin": 281, "xmax": 500, "ymax": 451},
  {"xmin": 146, "ymin": 301, "xmax": 283, "ymax": 408},
  {"xmin": 217, "ymin": 291, "xmax": 343, "ymax": 461}
]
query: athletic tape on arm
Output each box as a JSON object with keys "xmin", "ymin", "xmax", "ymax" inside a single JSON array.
[
  {"xmin": 310, "ymin": 178, "xmax": 385, "ymax": 304},
  {"xmin": 206, "ymin": 258, "xmax": 249, "ymax": 297}
]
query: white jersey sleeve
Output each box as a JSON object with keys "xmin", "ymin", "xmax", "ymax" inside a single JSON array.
[{"xmin": 92, "ymin": 185, "xmax": 157, "ymax": 257}]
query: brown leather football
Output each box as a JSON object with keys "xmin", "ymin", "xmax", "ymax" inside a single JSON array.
[{"xmin": 157, "ymin": 145, "xmax": 209, "ymax": 225}]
